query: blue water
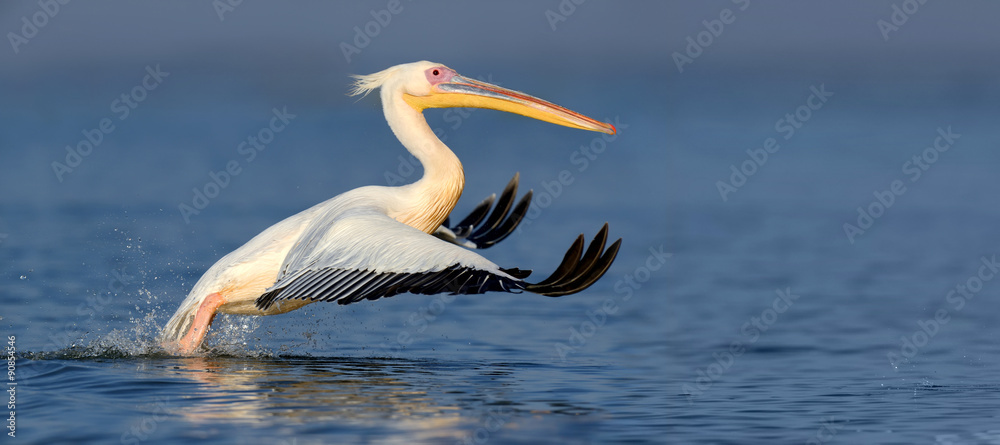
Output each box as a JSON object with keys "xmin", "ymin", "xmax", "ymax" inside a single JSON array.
[
  {"xmin": 5, "ymin": 72, "xmax": 1000, "ymax": 443},
  {"xmin": 4, "ymin": 3, "xmax": 1000, "ymax": 442}
]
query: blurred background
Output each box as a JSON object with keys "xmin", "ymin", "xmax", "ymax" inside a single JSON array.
[{"xmin": 3, "ymin": 1, "xmax": 1000, "ymax": 443}]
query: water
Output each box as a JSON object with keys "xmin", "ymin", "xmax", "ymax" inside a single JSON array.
[
  {"xmin": 4, "ymin": 198, "xmax": 672, "ymax": 444},
  {"xmin": 4, "ymin": 11, "xmax": 1000, "ymax": 442}
]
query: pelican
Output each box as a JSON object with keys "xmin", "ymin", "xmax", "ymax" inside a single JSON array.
[{"xmin": 160, "ymin": 61, "xmax": 622, "ymax": 354}]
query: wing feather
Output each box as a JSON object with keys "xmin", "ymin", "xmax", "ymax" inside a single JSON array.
[
  {"xmin": 254, "ymin": 189, "xmax": 622, "ymax": 311},
  {"xmin": 255, "ymin": 200, "xmax": 527, "ymax": 310},
  {"xmin": 434, "ymin": 173, "xmax": 532, "ymax": 249}
]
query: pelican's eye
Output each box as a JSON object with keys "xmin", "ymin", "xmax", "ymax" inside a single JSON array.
[{"xmin": 425, "ymin": 67, "xmax": 454, "ymax": 85}]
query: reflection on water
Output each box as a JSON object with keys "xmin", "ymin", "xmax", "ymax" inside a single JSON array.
[
  {"xmin": 18, "ymin": 352, "xmax": 604, "ymax": 443},
  {"xmin": 166, "ymin": 356, "xmax": 470, "ymax": 424}
]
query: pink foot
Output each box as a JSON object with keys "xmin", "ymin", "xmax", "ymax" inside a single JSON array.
[{"xmin": 164, "ymin": 292, "xmax": 225, "ymax": 355}]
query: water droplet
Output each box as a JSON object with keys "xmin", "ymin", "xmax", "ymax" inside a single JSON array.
[{"xmin": 19, "ymin": 275, "xmax": 26, "ymax": 280}]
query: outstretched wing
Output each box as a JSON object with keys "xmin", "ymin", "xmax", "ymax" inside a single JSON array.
[
  {"xmin": 256, "ymin": 199, "xmax": 622, "ymax": 311},
  {"xmin": 257, "ymin": 204, "xmax": 522, "ymax": 310},
  {"xmin": 434, "ymin": 173, "xmax": 531, "ymax": 249}
]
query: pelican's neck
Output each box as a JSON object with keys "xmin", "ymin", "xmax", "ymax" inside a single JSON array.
[{"xmin": 382, "ymin": 91, "xmax": 464, "ymax": 233}]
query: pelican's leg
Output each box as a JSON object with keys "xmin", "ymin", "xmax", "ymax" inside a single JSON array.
[{"xmin": 173, "ymin": 292, "xmax": 225, "ymax": 355}]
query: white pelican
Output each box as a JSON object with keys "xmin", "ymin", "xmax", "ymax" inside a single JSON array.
[{"xmin": 160, "ymin": 61, "xmax": 621, "ymax": 355}]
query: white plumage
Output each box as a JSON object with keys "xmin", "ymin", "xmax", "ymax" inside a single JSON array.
[{"xmin": 160, "ymin": 61, "xmax": 620, "ymax": 354}]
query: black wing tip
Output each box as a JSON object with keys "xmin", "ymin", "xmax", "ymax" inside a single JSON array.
[
  {"xmin": 469, "ymin": 190, "xmax": 533, "ymax": 248},
  {"xmin": 470, "ymin": 173, "xmax": 519, "ymax": 238},
  {"xmin": 446, "ymin": 173, "xmax": 531, "ymax": 249},
  {"xmin": 525, "ymin": 224, "xmax": 621, "ymax": 297},
  {"xmin": 454, "ymin": 194, "xmax": 496, "ymax": 233}
]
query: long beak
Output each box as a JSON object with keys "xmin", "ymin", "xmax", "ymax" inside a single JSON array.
[{"xmin": 403, "ymin": 75, "xmax": 616, "ymax": 135}]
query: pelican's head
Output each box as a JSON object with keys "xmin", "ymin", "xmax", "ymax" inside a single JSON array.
[{"xmin": 350, "ymin": 61, "xmax": 615, "ymax": 135}]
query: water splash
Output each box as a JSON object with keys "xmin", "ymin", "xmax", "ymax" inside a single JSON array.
[
  {"xmin": 19, "ymin": 218, "xmax": 277, "ymax": 359},
  {"xmin": 202, "ymin": 313, "xmax": 275, "ymax": 357},
  {"xmin": 23, "ymin": 301, "xmax": 276, "ymax": 360}
]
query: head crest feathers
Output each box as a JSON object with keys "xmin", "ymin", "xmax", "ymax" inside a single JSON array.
[{"xmin": 348, "ymin": 66, "xmax": 400, "ymax": 98}]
